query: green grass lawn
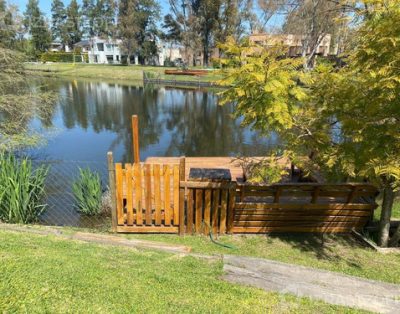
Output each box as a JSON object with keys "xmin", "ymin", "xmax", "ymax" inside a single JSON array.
[
  {"xmin": 0, "ymin": 229, "xmax": 364, "ymax": 313},
  {"xmin": 374, "ymin": 197, "xmax": 400, "ymax": 220},
  {"xmin": 24, "ymin": 63, "xmax": 221, "ymax": 83},
  {"xmin": 127, "ymin": 233, "xmax": 400, "ymax": 285}
]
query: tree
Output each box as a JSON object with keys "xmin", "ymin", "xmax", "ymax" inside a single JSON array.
[
  {"xmin": 24, "ymin": 0, "xmax": 51, "ymax": 55},
  {"xmin": 65, "ymin": 0, "xmax": 82, "ymax": 47},
  {"xmin": 118, "ymin": 0, "xmax": 159, "ymax": 65},
  {"xmin": 219, "ymin": 0, "xmax": 400, "ymax": 247},
  {"xmin": 283, "ymin": 0, "xmax": 344, "ymax": 69},
  {"xmin": 51, "ymin": 0, "xmax": 67, "ymax": 44}
]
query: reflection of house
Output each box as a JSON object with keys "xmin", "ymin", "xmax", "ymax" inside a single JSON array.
[{"xmin": 249, "ymin": 33, "xmax": 332, "ymax": 57}]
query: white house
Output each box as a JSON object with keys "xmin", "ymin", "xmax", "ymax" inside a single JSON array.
[{"xmin": 157, "ymin": 43, "xmax": 183, "ymax": 66}]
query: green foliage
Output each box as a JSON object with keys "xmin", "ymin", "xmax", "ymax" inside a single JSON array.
[
  {"xmin": 238, "ymin": 156, "xmax": 289, "ymax": 184},
  {"xmin": 0, "ymin": 154, "xmax": 48, "ymax": 224},
  {"xmin": 40, "ymin": 51, "xmax": 83, "ymax": 63},
  {"xmin": 72, "ymin": 167, "xmax": 102, "ymax": 216},
  {"xmin": 218, "ymin": 37, "xmax": 309, "ymax": 133}
]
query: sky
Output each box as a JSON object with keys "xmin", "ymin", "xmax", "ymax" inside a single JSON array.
[{"xmin": 10, "ymin": 0, "xmax": 170, "ymax": 18}]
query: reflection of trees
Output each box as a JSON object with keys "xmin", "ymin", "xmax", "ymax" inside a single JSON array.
[
  {"xmin": 48, "ymin": 79, "xmax": 277, "ymax": 160},
  {"xmin": 161, "ymin": 89, "xmax": 278, "ymax": 156}
]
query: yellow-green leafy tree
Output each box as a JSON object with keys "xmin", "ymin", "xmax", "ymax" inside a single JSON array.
[{"xmin": 219, "ymin": 0, "xmax": 400, "ymax": 247}]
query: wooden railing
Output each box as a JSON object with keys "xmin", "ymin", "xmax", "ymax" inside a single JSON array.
[
  {"xmin": 233, "ymin": 183, "xmax": 379, "ymax": 233},
  {"xmin": 108, "ymin": 155, "xmax": 379, "ymax": 234}
]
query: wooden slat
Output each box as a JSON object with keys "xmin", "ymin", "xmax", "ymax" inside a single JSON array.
[
  {"xmin": 231, "ymin": 226, "xmax": 356, "ymax": 233},
  {"xmin": 234, "ymin": 214, "xmax": 369, "ymax": 222},
  {"xmin": 173, "ymin": 165, "xmax": 180, "ymax": 225},
  {"xmin": 234, "ymin": 221, "xmax": 366, "ymax": 228},
  {"xmin": 145, "ymin": 164, "xmax": 152, "ymax": 226},
  {"xmin": 220, "ymin": 189, "xmax": 227, "ymax": 234},
  {"xmin": 117, "ymin": 226, "xmax": 178, "ymax": 233},
  {"xmin": 179, "ymin": 157, "xmax": 185, "ymax": 235},
  {"xmin": 154, "ymin": 164, "xmax": 161, "ymax": 226},
  {"xmin": 125, "ymin": 164, "xmax": 133, "ymax": 225},
  {"xmin": 235, "ymin": 209, "xmax": 372, "ymax": 217},
  {"xmin": 311, "ymin": 187, "xmax": 320, "ymax": 203},
  {"xmin": 115, "ymin": 163, "xmax": 124, "ymax": 225},
  {"xmin": 187, "ymin": 189, "xmax": 194, "ymax": 234},
  {"xmin": 164, "ymin": 165, "xmax": 171, "ymax": 226},
  {"xmin": 227, "ymin": 187, "xmax": 236, "ymax": 234},
  {"xmin": 195, "ymin": 189, "xmax": 203, "ymax": 233},
  {"xmin": 235, "ymin": 203, "xmax": 377, "ymax": 210},
  {"xmin": 134, "ymin": 163, "xmax": 143, "ymax": 226},
  {"xmin": 212, "ymin": 189, "xmax": 220, "ymax": 234},
  {"xmin": 181, "ymin": 181, "xmax": 236, "ymax": 189},
  {"xmin": 204, "ymin": 189, "xmax": 211, "ymax": 235}
]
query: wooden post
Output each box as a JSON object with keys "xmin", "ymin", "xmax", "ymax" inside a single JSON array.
[
  {"xmin": 132, "ymin": 115, "xmax": 140, "ymax": 163},
  {"xmin": 107, "ymin": 152, "xmax": 118, "ymax": 232},
  {"xmin": 179, "ymin": 156, "xmax": 186, "ymax": 236}
]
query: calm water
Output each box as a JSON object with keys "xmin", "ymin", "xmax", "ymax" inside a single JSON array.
[{"xmin": 31, "ymin": 78, "xmax": 278, "ymax": 163}]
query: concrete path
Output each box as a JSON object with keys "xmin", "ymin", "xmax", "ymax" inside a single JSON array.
[{"xmin": 222, "ymin": 255, "xmax": 400, "ymax": 314}]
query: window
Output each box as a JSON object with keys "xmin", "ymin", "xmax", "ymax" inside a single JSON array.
[
  {"xmin": 97, "ymin": 43, "xmax": 104, "ymax": 51},
  {"xmin": 106, "ymin": 44, "xmax": 112, "ymax": 51}
]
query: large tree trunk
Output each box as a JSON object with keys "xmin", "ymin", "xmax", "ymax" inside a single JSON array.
[{"xmin": 378, "ymin": 182, "xmax": 395, "ymax": 247}]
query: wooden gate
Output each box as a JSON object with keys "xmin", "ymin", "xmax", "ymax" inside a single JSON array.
[{"xmin": 109, "ymin": 157, "xmax": 181, "ymax": 233}]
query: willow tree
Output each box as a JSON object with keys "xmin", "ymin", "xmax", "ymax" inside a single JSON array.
[{"xmin": 219, "ymin": 0, "xmax": 400, "ymax": 247}]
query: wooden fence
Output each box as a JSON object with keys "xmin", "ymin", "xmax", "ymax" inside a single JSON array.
[
  {"xmin": 108, "ymin": 154, "xmax": 379, "ymax": 234},
  {"xmin": 233, "ymin": 183, "xmax": 379, "ymax": 233}
]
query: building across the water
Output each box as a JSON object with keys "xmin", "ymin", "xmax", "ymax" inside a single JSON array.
[{"xmin": 249, "ymin": 33, "xmax": 334, "ymax": 57}]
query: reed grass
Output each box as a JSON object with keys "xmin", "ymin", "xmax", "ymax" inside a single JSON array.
[{"xmin": 72, "ymin": 167, "xmax": 102, "ymax": 215}]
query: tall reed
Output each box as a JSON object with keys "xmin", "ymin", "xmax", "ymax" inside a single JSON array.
[
  {"xmin": 72, "ymin": 168, "xmax": 102, "ymax": 216},
  {"xmin": 0, "ymin": 154, "xmax": 48, "ymax": 224}
]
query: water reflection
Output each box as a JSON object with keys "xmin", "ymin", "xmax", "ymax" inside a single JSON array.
[{"xmin": 33, "ymin": 79, "xmax": 278, "ymax": 163}]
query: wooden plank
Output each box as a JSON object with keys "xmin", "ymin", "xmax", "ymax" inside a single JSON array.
[
  {"xmin": 235, "ymin": 209, "xmax": 372, "ymax": 217},
  {"xmin": 235, "ymin": 203, "xmax": 377, "ymax": 210},
  {"xmin": 233, "ymin": 221, "xmax": 366, "ymax": 228},
  {"xmin": 220, "ymin": 190, "xmax": 228, "ymax": 234},
  {"xmin": 234, "ymin": 214, "xmax": 369, "ymax": 222},
  {"xmin": 134, "ymin": 163, "xmax": 143, "ymax": 226},
  {"xmin": 173, "ymin": 165, "xmax": 180, "ymax": 225},
  {"xmin": 231, "ymin": 226, "xmax": 355, "ymax": 233},
  {"xmin": 227, "ymin": 187, "xmax": 236, "ymax": 234},
  {"xmin": 187, "ymin": 189, "xmax": 194, "ymax": 234},
  {"xmin": 164, "ymin": 165, "xmax": 171, "ymax": 226},
  {"xmin": 117, "ymin": 226, "xmax": 178, "ymax": 233},
  {"xmin": 212, "ymin": 189, "xmax": 220, "ymax": 234},
  {"xmin": 204, "ymin": 189, "xmax": 211, "ymax": 235},
  {"xmin": 145, "ymin": 164, "xmax": 152, "ymax": 226},
  {"xmin": 179, "ymin": 157, "xmax": 185, "ymax": 235},
  {"xmin": 125, "ymin": 164, "xmax": 134, "ymax": 226},
  {"xmin": 132, "ymin": 115, "xmax": 140, "ymax": 163},
  {"xmin": 154, "ymin": 164, "xmax": 161, "ymax": 226},
  {"xmin": 195, "ymin": 189, "xmax": 203, "ymax": 233},
  {"xmin": 273, "ymin": 187, "xmax": 282, "ymax": 203},
  {"xmin": 107, "ymin": 152, "xmax": 117, "ymax": 232},
  {"xmin": 115, "ymin": 163, "xmax": 124, "ymax": 225},
  {"xmin": 181, "ymin": 181, "xmax": 236, "ymax": 189},
  {"xmin": 311, "ymin": 187, "xmax": 320, "ymax": 203}
]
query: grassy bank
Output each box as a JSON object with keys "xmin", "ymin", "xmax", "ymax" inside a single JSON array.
[
  {"xmin": 24, "ymin": 63, "xmax": 220, "ymax": 83},
  {"xmin": 128, "ymin": 233, "xmax": 400, "ymax": 285},
  {"xmin": 0, "ymin": 229, "xmax": 363, "ymax": 313}
]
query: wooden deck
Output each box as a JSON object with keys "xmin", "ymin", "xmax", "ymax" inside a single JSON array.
[{"xmin": 145, "ymin": 157, "xmax": 290, "ymax": 182}]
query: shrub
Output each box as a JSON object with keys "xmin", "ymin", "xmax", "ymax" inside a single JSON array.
[
  {"xmin": 40, "ymin": 51, "xmax": 84, "ymax": 63},
  {"xmin": 72, "ymin": 168, "xmax": 102, "ymax": 216},
  {"xmin": 0, "ymin": 154, "xmax": 48, "ymax": 224}
]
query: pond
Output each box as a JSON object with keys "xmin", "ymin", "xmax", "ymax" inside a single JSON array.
[
  {"xmin": 26, "ymin": 78, "xmax": 279, "ymax": 227},
  {"xmin": 31, "ymin": 78, "xmax": 277, "ymax": 162}
]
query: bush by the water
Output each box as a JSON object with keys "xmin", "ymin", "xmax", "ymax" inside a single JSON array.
[
  {"xmin": 0, "ymin": 154, "xmax": 48, "ymax": 224},
  {"xmin": 72, "ymin": 168, "xmax": 102, "ymax": 216}
]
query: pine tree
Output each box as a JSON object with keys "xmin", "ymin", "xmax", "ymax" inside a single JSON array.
[
  {"xmin": 24, "ymin": 0, "xmax": 51, "ymax": 54},
  {"xmin": 65, "ymin": 0, "xmax": 82, "ymax": 47},
  {"xmin": 51, "ymin": 0, "xmax": 67, "ymax": 44},
  {"xmin": 0, "ymin": 0, "xmax": 16, "ymax": 48},
  {"xmin": 81, "ymin": 0, "xmax": 96, "ymax": 38}
]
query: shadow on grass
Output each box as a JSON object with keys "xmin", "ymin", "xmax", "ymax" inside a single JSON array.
[{"xmin": 264, "ymin": 233, "xmax": 366, "ymax": 269}]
